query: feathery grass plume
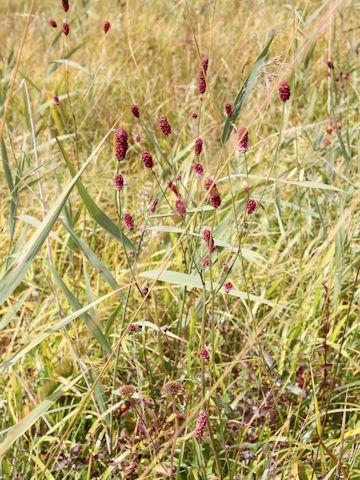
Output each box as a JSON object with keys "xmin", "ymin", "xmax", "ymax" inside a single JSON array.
[
  {"xmin": 53, "ymin": 95, "xmax": 60, "ymax": 106},
  {"xmin": 162, "ymin": 381, "xmax": 182, "ymax": 396},
  {"xmin": 247, "ymin": 199, "xmax": 256, "ymax": 214},
  {"xmin": 149, "ymin": 197, "xmax": 159, "ymax": 214},
  {"xmin": 50, "ymin": 19, "xmax": 57, "ymax": 28},
  {"xmin": 168, "ymin": 181, "xmax": 180, "ymax": 198},
  {"xmin": 194, "ymin": 138, "xmax": 203, "ymax": 156},
  {"xmin": 202, "ymin": 229, "xmax": 215, "ymax": 253},
  {"xmin": 224, "ymin": 282, "xmax": 233, "ymax": 293},
  {"xmin": 62, "ymin": 0, "xmax": 69, "ymax": 12},
  {"xmin": 159, "ymin": 115, "xmax": 171, "ymax": 136},
  {"xmin": 118, "ymin": 385, "xmax": 136, "ymax": 396},
  {"xmin": 199, "ymin": 348, "xmax": 209, "ymax": 360},
  {"xmin": 237, "ymin": 127, "xmax": 249, "ymax": 153},
  {"xmin": 130, "ymin": 104, "xmax": 140, "ymax": 118},
  {"xmin": 175, "ymin": 199, "xmax": 186, "ymax": 218},
  {"xmin": 123, "ymin": 212, "xmax": 134, "ymax": 230},
  {"xmin": 224, "ymin": 103, "xmax": 233, "ymax": 117},
  {"xmin": 193, "ymin": 162, "xmax": 204, "ymax": 178},
  {"xmin": 63, "ymin": 23, "xmax": 70, "ymax": 36},
  {"xmin": 278, "ymin": 81, "xmax": 291, "ymax": 102},
  {"xmin": 114, "ymin": 174, "xmax": 124, "ymax": 190},
  {"xmin": 194, "ymin": 410, "xmax": 208, "ymax": 439},
  {"xmin": 141, "ymin": 151, "xmax": 154, "ymax": 169},
  {"xmin": 115, "ymin": 128, "xmax": 128, "ymax": 161},
  {"xmin": 103, "ymin": 21, "xmax": 111, "ymax": 34}
]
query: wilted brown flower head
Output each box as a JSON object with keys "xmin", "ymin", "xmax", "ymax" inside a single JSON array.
[
  {"xmin": 162, "ymin": 381, "xmax": 182, "ymax": 396},
  {"xmin": 118, "ymin": 385, "xmax": 136, "ymax": 396}
]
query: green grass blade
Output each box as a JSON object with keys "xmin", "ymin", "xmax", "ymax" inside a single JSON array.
[
  {"xmin": 0, "ymin": 374, "xmax": 83, "ymax": 458},
  {"xmin": 49, "ymin": 266, "xmax": 111, "ymax": 355},
  {"xmin": 0, "ymin": 288, "xmax": 121, "ymax": 372},
  {"xmin": 221, "ymin": 29, "xmax": 280, "ymax": 144},
  {"xmin": 57, "ymin": 139, "xmax": 135, "ymax": 252},
  {"xmin": 0, "ymin": 127, "xmax": 113, "ymax": 305}
]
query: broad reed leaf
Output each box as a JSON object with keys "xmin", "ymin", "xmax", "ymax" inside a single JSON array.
[
  {"xmin": 57, "ymin": 139, "xmax": 135, "ymax": 252},
  {"xmin": 139, "ymin": 270, "xmax": 277, "ymax": 307},
  {"xmin": 0, "ymin": 129, "xmax": 113, "ymax": 305},
  {"xmin": 49, "ymin": 266, "xmax": 111, "ymax": 355},
  {"xmin": 222, "ymin": 29, "xmax": 280, "ymax": 144},
  {"xmin": 146, "ymin": 225, "xmax": 266, "ymax": 267}
]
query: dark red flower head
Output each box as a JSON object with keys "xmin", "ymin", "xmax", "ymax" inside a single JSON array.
[
  {"xmin": 194, "ymin": 410, "xmax": 208, "ymax": 439},
  {"xmin": 103, "ymin": 21, "xmax": 111, "ymax": 34},
  {"xmin": 114, "ymin": 174, "xmax": 124, "ymax": 190},
  {"xmin": 194, "ymin": 137, "xmax": 203, "ymax": 156},
  {"xmin": 278, "ymin": 81, "xmax": 291, "ymax": 102},
  {"xmin": 201, "ymin": 58, "xmax": 209, "ymax": 73},
  {"xmin": 142, "ymin": 286, "xmax": 150, "ymax": 300},
  {"xmin": 327, "ymin": 59, "xmax": 334, "ymax": 69},
  {"xmin": 159, "ymin": 115, "xmax": 171, "ymax": 136},
  {"xmin": 210, "ymin": 194, "xmax": 221, "ymax": 209},
  {"xmin": 50, "ymin": 19, "xmax": 57, "ymax": 28},
  {"xmin": 224, "ymin": 281, "xmax": 233, "ymax": 293},
  {"xmin": 63, "ymin": 23, "xmax": 70, "ymax": 36},
  {"xmin": 53, "ymin": 95, "xmax": 60, "ymax": 106},
  {"xmin": 168, "ymin": 181, "xmax": 180, "ymax": 198},
  {"xmin": 191, "ymin": 112, "xmax": 198, "ymax": 119},
  {"xmin": 237, "ymin": 127, "xmax": 249, "ymax": 153},
  {"xmin": 224, "ymin": 103, "xmax": 233, "ymax": 117},
  {"xmin": 247, "ymin": 198, "xmax": 256, "ymax": 214},
  {"xmin": 62, "ymin": 0, "xmax": 69, "ymax": 12},
  {"xmin": 123, "ymin": 212, "xmax": 134, "ymax": 230},
  {"xmin": 198, "ymin": 71, "xmax": 206, "ymax": 95},
  {"xmin": 130, "ymin": 104, "xmax": 140, "ymax": 118},
  {"xmin": 175, "ymin": 198, "xmax": 186, "ymax": 218},
  {"xmin": 199, "ymin": 348, "xmax": 210, "ymax": 360},
  {"xmin": 141, "ymin": 151, "xmax": 154, "ymax": 169},
  {"xmin": 149, "ymin": 197, "xmax": 159, "ymax": 214},
  {"xmin": 202, "ymin": 229, "xmax": 215, "ymax": 253},
  {"xmin": 115, "ymin": 128, "xmax": 128, "ymax": 161},
  {"xmin": 204, "ymin": 178, "xmax": 215, "ymax": 191},
  {"xmin": 193, "ymin": 162, "xmax": 204, "ymax": 178}
]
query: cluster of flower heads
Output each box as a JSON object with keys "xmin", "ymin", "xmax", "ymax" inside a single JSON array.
[
  {"xmin": 327, "ymin": 59, "xmax": 351, "ymax": 89},
  {"xmin": 50, "ymin": 1, "xmax": 111, "ymax": 36},
  {"xmin": 323, "ymin": 117, "xmax": 341, "ymax": 146}
]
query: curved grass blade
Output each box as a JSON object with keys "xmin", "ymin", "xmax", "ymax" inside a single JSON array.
[
  {"xmin": 0, "ymin": 374, "xmax": 83, "ymax": 458},
  {"xmin": 0, "ymin": 288, "xmax": 122, "ymax": 372},
  {"xmin": 222, "ymin": 29, "xmax": 280, "ymax": 144},
  {"xmin": 0, "ymin": 128, "xmax": 113, "ymax": 305},
  {"xmin": 57, "ymin": 139, "xmax": 135, "ymax": 252},
  {"xmin": 49, "ymin": 266, "xmax": 111, "ymax": 355}
]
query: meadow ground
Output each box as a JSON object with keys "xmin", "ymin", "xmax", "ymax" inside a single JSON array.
[{"xmin": 0, "ymin": 0, "xmax": 359, "ymax": 478}]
